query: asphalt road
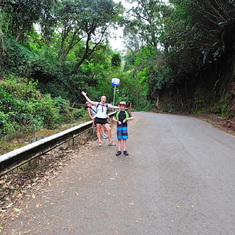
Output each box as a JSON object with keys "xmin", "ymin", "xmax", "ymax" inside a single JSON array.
[{"xmin": 3, "ymin": 112, "xmax": 235, "ymax": 235}]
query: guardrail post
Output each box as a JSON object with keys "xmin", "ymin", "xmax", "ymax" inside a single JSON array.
[
  {"xmin": 67, "ymin": 138, "xmax": 74, "ymax": 147},
  {"xmin": 29, "ymin": 136, "xmax": 45, "ymax": 170}
]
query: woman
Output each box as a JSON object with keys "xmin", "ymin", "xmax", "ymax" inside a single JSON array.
[
  {"xmin": 82, "ymin": 91, "xmax": 119, "ymax": 146},
  {"xmin": 86, "ymin": 101, "xmax": 107, "ymax": 138}
]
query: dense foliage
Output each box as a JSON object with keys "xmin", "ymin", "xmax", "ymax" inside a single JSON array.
[
  {"xmin": 0, "ymin": 76, "xmax": 85, "ymax": 139},
  {"xmin": 0, "ymin": 0, "xmax": 149, "ymax": 140},
  {"xmin": 123, "ymin": 0, "xmax": 235, "ymax": 115},
  {"xmin": 1, "ymin": 0, "xmax": 235, "ymax": 140},
  {"xmin": 164, "ymin": 0, "xmax": 235, "ymax": 76},
  {"xmin": 125, "ymin": 0, "xmax": 235, "ymax": 76}
]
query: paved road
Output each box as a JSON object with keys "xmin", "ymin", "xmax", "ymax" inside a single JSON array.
[{"xmin": 3, "ymin": 112, "xmax": 235, "ymax": 235}]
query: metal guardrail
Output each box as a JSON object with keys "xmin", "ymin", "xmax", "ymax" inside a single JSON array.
[{"xmin": 0, "ymin": 112, "xmax": 115, "ymax": 176}]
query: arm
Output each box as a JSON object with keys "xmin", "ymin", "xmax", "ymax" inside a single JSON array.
[
  {"xmin": 108, "ymin": 104, "xmax": 120, "ymax": 109},
  {"xmin": 87, "ymin": 108, "xmax": 94, "ymax": 120},
  {"xmin": 127, "ymin": 117, "xmax": 134, "ymax": 121},
  {"xmin": 113, "ymin": 115, "xmax": 122, "ymax": 125},
  {"xmin": 122, "ymin": 116, "xmax": 133, "ymax": 123},
  {"xmin": 81, "ymin": 91, "xmax": 98, "ymax": 106},
  {"xmin": 113, "ymin": 115, "xmax": 117, "ymax": 122},
  {"xmin": 122, "ymin": 113, "xmax": 134, "ymax": 123}
]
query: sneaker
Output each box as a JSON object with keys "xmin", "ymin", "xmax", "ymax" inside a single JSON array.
[
  {"xmin": 123, "ymin": 151, "xmax": 129, "ymax": 156},
  {"xmin": 101, "ymin": 134, "xmax": 108, "ymax": 139},
  {"xmin": 116, "ymin": 151, "xmax": 121, "ymax": 156},
  {"xmin": 103, "ymin": 134, "xmax": 108, "ymax": 139},
  {"xmin": 98, "ymin": 141, "xmax": 102, "ymax": 147},
  {"xmin": 108, "ymin": 141, "xmax": 116, "ymax": 146}
]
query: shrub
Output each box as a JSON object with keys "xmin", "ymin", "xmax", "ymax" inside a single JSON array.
[
  {"xmin": 73, "ymin": 107, "xmax": 86, "ymax": 120},
  {"xmin": 0, "ymin": 111, "xmax": 17, "ymax": 137},
  {"xmin": 0, "ymin": 76, "xmax": 86, "ymax": 140},
  {"xmin": 33, "ymin": 94, "xmax": 62, "ymax": 129}
]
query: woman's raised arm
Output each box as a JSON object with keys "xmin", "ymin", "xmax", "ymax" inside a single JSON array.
[{"xmin": 81, "ymin": 91, "xmax": 97, "ymax": 106}]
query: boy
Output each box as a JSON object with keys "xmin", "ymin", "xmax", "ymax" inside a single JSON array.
[{"xmin": 113, "ymin": 101, "xmax": 133, "ymax": 156}]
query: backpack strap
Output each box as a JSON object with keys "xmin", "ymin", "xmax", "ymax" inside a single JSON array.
[
  {"xmin": 89, "ymin": 107, "xmax": 97, "ymax": 114},
  {"xmin": 116, "ymin": 111, "xmax": 130, "ymax": 119},
  {"xmin": 116, "ymin": 111, "xmax": 120, "ymax": 119},
  {"xmin": 125, "ymin": 111, "xmax": 130, "ymax": 119},
  {"xmin": 106, "ymin": 103, "xmax": 108, "ymax": 114},
  {"xmin": 97, "ymin": 103, "xmax": 109, "ymax": 113}
]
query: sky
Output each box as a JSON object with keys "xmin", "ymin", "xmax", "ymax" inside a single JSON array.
[
  {"xmin": 109, "ymin": 0, "xmax": 169, "ymax": 51},
  {"xmin": 109, "ymin": 28, "xmax": 125, "ymax": 51},
  {"xmin": 109, "ymin": 0, "xmax": 133, "ymax": 51}
]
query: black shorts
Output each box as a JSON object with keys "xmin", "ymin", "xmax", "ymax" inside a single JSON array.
[{"xmin": 95, "ymin": 117, "xmax": 108, "ymax": 125}]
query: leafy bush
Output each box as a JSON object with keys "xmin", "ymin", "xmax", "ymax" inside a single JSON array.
[
  {"xmin": 0, "ymin": 76, "xmax": 86, "ymax": 140},
  {"xmin": 33, "ymin": 94, "xmax": 62, "ymax": 129},
  {"xmin": 73, "ymin": 107, "xmax": 86, "ymax": 120},
  {"xmin": 0, "ymin": 111, "xmax": 17, "ymax": 137},
  {"xmin": 1, "ymin": 37, "xmax": 38, "ymax": 76},
  {"xmin": 0, "ymin": 75, "xmax": 41, "ymax": 100}
]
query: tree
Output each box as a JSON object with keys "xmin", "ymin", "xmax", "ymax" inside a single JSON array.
[
  {"xmin": 122, "ymin": 0, "xmax": 172, "ymax": 104},
  {"xmin": 1, "ymin": 0, "xmax": 57, "ymax": 42},
  {"xmin": 111, "ymin": 53, "xmax": 122, "ymax": 67},
  {"xmin": 51, "ymin": 0, "xmax": 124, "ymax": 70},
  {"xmin": 163, "ymin": 0, "xmax": 235, "ymax": 77},
  {"xmin": 124, "ymin": 0, "xmax": 171, "ymax": 51},
  {"xmin": 124, "ymin": 45, "xmax": 170, "ymax": 103},
  {"xmin": 0, "ymin": 5, "xmax": 5, "ymax": 55}
]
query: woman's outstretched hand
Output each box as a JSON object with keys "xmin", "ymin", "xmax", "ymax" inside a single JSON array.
[{"xmin": 81, "ymin": 91, "xmax": 86, "ymax": 96}]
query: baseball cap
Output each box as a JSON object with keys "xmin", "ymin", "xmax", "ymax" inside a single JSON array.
[{"xmin": 119, "ymin": 101, "xmax": 126, "ymax": 106}]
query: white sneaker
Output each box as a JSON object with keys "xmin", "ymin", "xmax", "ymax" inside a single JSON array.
[
  {"xmin": 108, "ymin": 141, "xmax": 116, "ymax": 146},
  {"xmin": 103, "ymin": 134, "xmax": 108, "ymax": 139}
]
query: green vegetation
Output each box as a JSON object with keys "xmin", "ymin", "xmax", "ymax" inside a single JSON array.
[
  {"xmin": 0, "ymin": 76, "xmax": 85, "ymax": 140},
  {"xmin": 0, "ymin": 0, "xmax": 235, "ymax": 142},
  {"xmin": 0, "ymin": 0, "xmax": 148, "ymax": 142},
  {"xmin": 123, "ymin": 0, "xmax": 235, "ymax": 116}
]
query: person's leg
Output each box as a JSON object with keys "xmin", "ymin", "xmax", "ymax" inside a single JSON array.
[
  {"xmin": 100, "ymin": 125, "xmax": 108, "ymax": 138},
  {"xmin": 104, "ymin": 123, "xmax": 116, "ymax": 146},
  {"xmin": 123, "ymin": 139, "xmax": 129, "ymax": 156},
  {"xmin": 118, "ymin": 139, "xmax": 122, "ymax": 151},
  {"xmin": 116, "ymin": 139, "xmax": 122, "ymax": 156},
  {"xmin": 100, "ymin": 125, "xmax": 105, "ymax": 135},
  {"xmin": 96, "ymin": 124, "xmax": 102, "ymax": 145},
  {"xmin": 123, "ymin": 139, "xmax": 127, "ymax": 151},
  {"xmin": 104, "ymin": 123, "xmax": 111, "ymax": 139},
  {"xmin": 103, "ymin": 125, "xmax": 108, "ymax": 138}
]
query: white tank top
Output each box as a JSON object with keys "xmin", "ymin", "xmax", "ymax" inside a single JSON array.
[{"xmin": 96, "ymin": 103, "xmax": 108, "ymax": 119}]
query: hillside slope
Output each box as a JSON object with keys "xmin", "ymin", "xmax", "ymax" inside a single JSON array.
[{"xmin": 159, "ymin": 49, "xmax": 235, "ymax": 118}]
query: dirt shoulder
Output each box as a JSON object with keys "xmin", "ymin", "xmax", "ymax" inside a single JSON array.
[
  {"xmin": 192, "ymin": 114, "xmax": 235, "ymax": 136},
  {"xmin": 154, "ymin": 110, "xmax": 235, "ymax": 136}
]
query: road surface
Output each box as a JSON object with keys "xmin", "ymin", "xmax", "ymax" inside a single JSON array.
[{"xmin": 3, "ymin": 112, "xmax": 235, "ymax": 235}]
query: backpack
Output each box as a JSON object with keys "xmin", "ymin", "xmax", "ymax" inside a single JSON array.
[
  {"xmin": 116, "ymin": 111, "xmax": 130, "ymax": 120},
  {"xmin": 96, "ymin": 103, "xmax": 108, "ymax": 114}
]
